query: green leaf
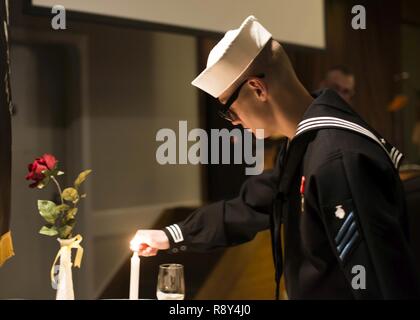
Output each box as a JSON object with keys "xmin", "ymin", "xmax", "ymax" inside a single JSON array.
[
  {"xmin": 36, "ymin": 175, "xmax": 50, "ymax": 189},
  {"xmin": 62, "ymin": 187, "xmax": 79, "ymax": 202},
  {"xmin": 37, "ymin": 200, "xmax": 58, "ymax": 224},
  {"xmin": 41, "ymin": 169, "xmax": 55, "ymax": 179},
  {"xmin": 74, "ymin": 169, "xmax": 92, "ymax": 189},
  {"xmin": 66, "ymin": 208, "xmax": 78, "ymax": 220},
  {"xmin": 55, "ymin": 204, "xmax": 70, "ymax": 214},
  {"xmin": 47, "ymin": 168, "xmax": 63, "ymax": 177},
  {"xmin": 39, "ymin": 225, "xmax": 58, "ymax": 236},
  {"xmin": 43, "ymin": 175, "xmax": 50, "ymax": 184}
]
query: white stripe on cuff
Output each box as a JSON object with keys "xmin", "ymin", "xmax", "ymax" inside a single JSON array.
[
  {"xmin": 173, "ymin": 224, "xmax": 184, "ymax": 242},
  {"xmin": 166, "ymin": 224, "xmax": 184, "ymax": 243},
  {"xmin": 165, "ymin": 226, "xmax": 177, "ymax": 242}
]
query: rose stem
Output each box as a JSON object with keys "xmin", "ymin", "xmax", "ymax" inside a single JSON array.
[{"xmin": 51, "ymin": 175, "xmax": 64, "ymax": 204}]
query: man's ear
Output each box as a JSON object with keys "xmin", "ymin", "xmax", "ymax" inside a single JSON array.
[{"xmin": 247, "ymin": 77, "xmax": 268, "ymax": 102}]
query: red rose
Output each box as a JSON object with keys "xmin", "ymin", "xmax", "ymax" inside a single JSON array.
[{"xmin": 25, "ymin": 154, "xmax": 58, "ymax": 188}]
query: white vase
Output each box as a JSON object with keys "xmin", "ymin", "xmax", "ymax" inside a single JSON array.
[{"xmin": 55, "ymin": 238, "xmax": 75, "ymax": 300}]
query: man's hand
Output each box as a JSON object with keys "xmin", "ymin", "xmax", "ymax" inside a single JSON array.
[{"xmin": 130, "ymin": 230, "xmax": 170, "ymax": 257}]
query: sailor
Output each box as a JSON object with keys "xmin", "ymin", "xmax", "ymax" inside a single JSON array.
[{"xmin": 132, "ymin": 16, "xmax": 420, "ymax": 299}]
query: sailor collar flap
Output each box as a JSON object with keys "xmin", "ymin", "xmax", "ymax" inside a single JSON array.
[
  {"xmin": 293, "ymin": 89, "xmax": 403, "ymax": 170},
  {"xmin": 277, "ymin": 89, "xmax": 403, "ymax": 195}
]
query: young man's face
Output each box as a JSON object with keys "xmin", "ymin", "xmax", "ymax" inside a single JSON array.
[{"xmin": 218, "ymin": 77, "xmax": 273, "ymax": 139}]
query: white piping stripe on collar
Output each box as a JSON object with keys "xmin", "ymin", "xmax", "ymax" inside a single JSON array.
[
  {"xmin": 297, "ymin": 117, "xmax": 374, "ymax": 136},
  {"xmin": 392, "ymin": 149, "xmax": 399, "ymax": 164},
  {"xmin": 396, "ymin": 153, "xmax": 403, "ymax": 166},
  {"xmin": 297, "ymin": 121, "xmax": 402, "ymax": 169},
  {"xmin": 392, "ymin": 147, "xmax": 402, "ymax": 166},
  {"xmin": 390, "ymin": 147, "xmax": 396, "ymax": 160},
  {"xmin": 297, "ymin": 118, "xmax": 385, "ymax": 147},
  {"xmin": 296, "ymin": 119, "xmax": 380, "ymax": 143},
  {"xmin": 298, "ymin": 116, "xmax": 358, "ymax": 127},
  {"xmin": 166, "ymin": 224, "xmax": 184, "ymax": 243},
  {"xmin": 295, "ymin": 117, "xmax": 403, "ymax": 169}
]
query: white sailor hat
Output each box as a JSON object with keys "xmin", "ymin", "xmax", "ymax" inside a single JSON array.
[{"xmin": 191, "ymin": 15, "xmax": 272, "ymax": 98}]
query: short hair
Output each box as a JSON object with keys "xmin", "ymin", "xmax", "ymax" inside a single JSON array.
[{"xmin": 326, "ymin": 65, "xmax": 353, "ymax": 76}]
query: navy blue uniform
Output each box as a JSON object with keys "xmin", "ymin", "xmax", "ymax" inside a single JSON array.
[{"xmin": 163, "ymin": 89, "xmax": 420, "ymax": 299}]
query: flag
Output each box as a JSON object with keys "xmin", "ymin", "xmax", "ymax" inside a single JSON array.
[{"xmin": 0, "ymin": 0, "xmax": 14, "ymax": 267}]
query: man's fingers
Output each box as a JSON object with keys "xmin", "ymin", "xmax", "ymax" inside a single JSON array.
[
  {"xmin": 138, "ymin": 246, "xmax": 158, "ymax": 257},
  {"xmin": 143, "ymin": 246, "xmax": 158, "ymax": 256},
  {"xmin": 148, "ymin": 248, "xmax": 158, "ymax": 256},
  {"xmin": 138, "ymin": 249, "xmax": 149, "ymax": 257},
  {"xmin": 132, "ymin": 229, "xmax": 169, "ymax": 252}
]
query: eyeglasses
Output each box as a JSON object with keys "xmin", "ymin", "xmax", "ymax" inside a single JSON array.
[{"xmin": 218, "ymin": 74, "xmax": 265, "ymax": 122}]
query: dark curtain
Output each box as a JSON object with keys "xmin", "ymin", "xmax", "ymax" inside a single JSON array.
[{"xmin": 0, "ymin": 0, "xmax": 13, "ymax": 267}]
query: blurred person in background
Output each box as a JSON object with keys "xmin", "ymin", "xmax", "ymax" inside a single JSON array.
[{"xmin": 319, "ymin": 65, "xmax": 355, "ymax": 105}]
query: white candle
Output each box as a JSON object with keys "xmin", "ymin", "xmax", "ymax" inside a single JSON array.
[{"xmin": 129, "ymin": 251, "xmax": 140, "ymax": 300}]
